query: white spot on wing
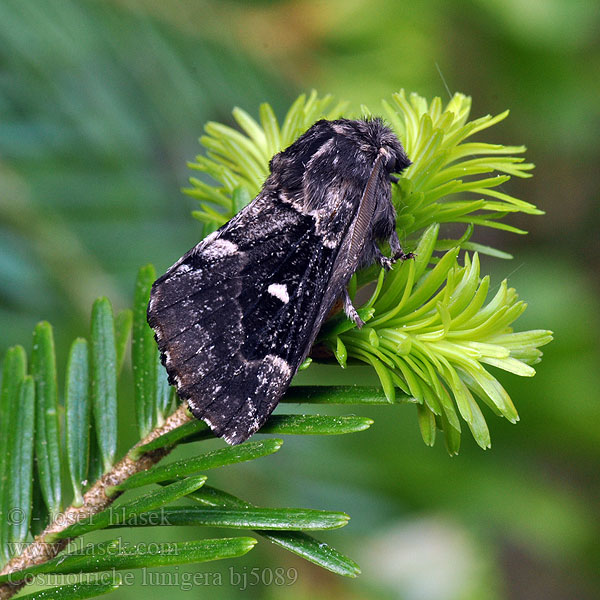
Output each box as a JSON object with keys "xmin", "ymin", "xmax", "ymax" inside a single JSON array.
[
  {"xmin": 267, "ymin": 283, "xmax": 289, "ymax": 304},
  {"xmin": 267, "ymin": 354, "xmax": 292, "ymax": 378},
  {"xmin": 201, "ymin": 239, "xmax": 238, "ymax": 259}
]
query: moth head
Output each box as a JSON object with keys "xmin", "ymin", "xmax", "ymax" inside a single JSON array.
[{"xmin": 386, "ymin": 142, "xmax": 412, "ymax": 177}]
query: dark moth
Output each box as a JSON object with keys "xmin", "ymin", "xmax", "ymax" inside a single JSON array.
[{"xmin": 147, "ymin": 118, "xmax": 411, "ymax": 444}]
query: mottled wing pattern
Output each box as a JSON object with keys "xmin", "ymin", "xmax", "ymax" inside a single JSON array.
[{"xmin": 147, "ymin": 191, "xmax": 338, "ymax": 444}]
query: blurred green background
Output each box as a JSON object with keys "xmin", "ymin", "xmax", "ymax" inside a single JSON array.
[{"xmin": 1, "ymin": 0, "xmax": 599, "ymax": 598}]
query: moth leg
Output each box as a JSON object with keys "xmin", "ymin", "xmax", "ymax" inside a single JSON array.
[
  {"xmin": 372, "ymin": 242, "xmax": 400, "ymax": 271},
  {"xmin": 388, "ymin": 230, "xmax": 415, "ymax": 262},
  {"xmin": 343, "ymin": 288, "xmax": 365, "ymax": 328},
  {"xmin": 374, "ymin": 248, "xmax": 395, "ymax": 271}
]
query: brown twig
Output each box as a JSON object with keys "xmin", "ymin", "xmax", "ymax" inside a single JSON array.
[{"xmin": 0, "ymin": 404, "xmax": 193, "ymax": 599}]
